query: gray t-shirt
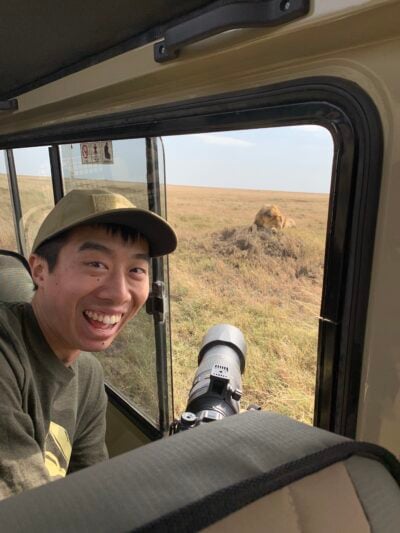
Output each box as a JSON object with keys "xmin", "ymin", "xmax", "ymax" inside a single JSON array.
[{"xmin": 0, "ymin": 302, "xmax": 108, "ymax": 500}]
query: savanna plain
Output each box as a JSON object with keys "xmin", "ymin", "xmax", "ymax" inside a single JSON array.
[
  {"xmin": 0, "ymin": 174, "xmax": 328, "ymax": 425},
  {"xmin": 167, "ymin": 185, "xmax": 328, "ymax": 424}
]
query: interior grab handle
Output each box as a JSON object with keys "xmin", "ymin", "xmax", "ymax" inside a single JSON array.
[
  {"xmin": 0, "ymin": 99, "xmax": 18, "ymax": 111},
  {"xmin": 154, "ymin": 0, "xmax": 310, "ymax": 63}
]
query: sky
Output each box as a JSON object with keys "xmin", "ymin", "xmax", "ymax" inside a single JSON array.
[
  {"xmin": 0, "ymin": 126, "xmax": 333, "ymax": 193},
  {"xmin": 163, "ymin": 126, "xmax": 333, "ymax": 193}
]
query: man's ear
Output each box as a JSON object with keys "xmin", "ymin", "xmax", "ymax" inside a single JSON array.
[{"xmin": 29, "ymin": 254, "xmax": 48, "ymax": 288}]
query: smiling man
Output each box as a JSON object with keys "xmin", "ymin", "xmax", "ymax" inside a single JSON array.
[{"xmin": 0, "ymin": 189, "xmax": 177, "ymax": 500}]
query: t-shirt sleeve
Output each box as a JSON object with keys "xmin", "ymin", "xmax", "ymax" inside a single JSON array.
[
  {"xmin": 67, "ymin": 355, "xmax": 108, "ymax": 473},
  {"xmin": 0, "ymin": 336, "xmax": 51, "ymax": 501}
]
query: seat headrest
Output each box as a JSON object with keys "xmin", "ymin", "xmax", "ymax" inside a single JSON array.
[{"xmin": 0, "ymin": 250, "xmax": 34, "ymax": 302}]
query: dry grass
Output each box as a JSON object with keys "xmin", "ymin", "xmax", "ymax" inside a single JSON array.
[
  {"xmin": 0, "ymin": 174, "xmax": 19, "ymax": 250},
  {"xmin": 0, "ymin": 174, "xmax": 54, "ymax": 252},
  {"xmin": 167, "ymin": 185, "xmax": 328, "ymax": 424},
  {"xmin": 0, "ymin": 175, "xmax": 329, "ymax": 425},
  {"xmin": 97, "ymin": 309, "xmax": 161, "ymax": 421}
]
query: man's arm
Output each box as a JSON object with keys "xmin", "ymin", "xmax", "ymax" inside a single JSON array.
[{"xmin": 0, "ymin": 345, "xmax": 50, "ymax": 500}]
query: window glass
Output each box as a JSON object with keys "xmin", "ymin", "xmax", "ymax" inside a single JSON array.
[
  {"xmin": 60, "ymin": 139, "xmax": 159, "ymax": 423},
  {"xmin": 61, "ymin": 140, "xmax": 148, "ymax": 208},
  {"xmin": 12, "ymin": 147, "xmax": 54, "ymax": 254},
  {"xmin": 163, "ymin": 126, "xmax": 334, "ymax": 425},
  {"xmin": 0, "ymin": 151, "xmax": 18, "ymax": 251}
]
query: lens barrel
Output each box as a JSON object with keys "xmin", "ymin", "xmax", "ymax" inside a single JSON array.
[{"xmin": 185, "ymin": 324, "xmax": 246, "ymax": 423}]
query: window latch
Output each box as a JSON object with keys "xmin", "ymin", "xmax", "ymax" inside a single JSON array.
[
  {"xmin": 146, "ymin": 280, "xmax": 167, "ymax": 323},
  {"xmin": 154, "ymin": 0, "xmax": 310, "ymax": 63}
]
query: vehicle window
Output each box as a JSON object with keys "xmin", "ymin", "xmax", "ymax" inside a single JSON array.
[
  {"xmin": 162, "ymin": 126, "xmax": 334, "ymax": 424},
  {"xmin": 60, "ymin": 139, "xmax": 160, "ymax": 423},
  {"xmin": 61, "ymin": 140, "xmax": 149, "ymax": 208},
  {"xmin": 0, "ymin": 151, "xmax": 18, "ymax": 251},
  {"xmin": 11, "ymin": 147, "xmax": 54, "ymax": 255}
]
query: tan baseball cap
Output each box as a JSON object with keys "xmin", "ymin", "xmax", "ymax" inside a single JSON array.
[{"xmin": 32, "ymin": 189, "xmax": 177, "ymax": 257}]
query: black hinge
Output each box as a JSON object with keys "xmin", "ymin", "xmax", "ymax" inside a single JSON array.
[
  {"xmin": 146, "ymin": 280, "xmax": 166, "ymax": 323},
  {"xmin": 154, "ymin": 0, "xmax": 310, "ymax": 63},
  {"xmin": 0, "ymin": 99, "xmax": 18, "ymax": 111}
]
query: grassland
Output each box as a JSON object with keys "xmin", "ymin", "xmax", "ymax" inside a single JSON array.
[
  {"xmin": 0, "ymin": 174, "xmax": 328, "ymax": 425},
  {"xmin": 167, "ymin": 185, "xmax": 328, "ymax": 424}
]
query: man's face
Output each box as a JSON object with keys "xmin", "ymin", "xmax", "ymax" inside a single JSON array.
[{"xmin": 30, "ymin": 225, "xmax": 150, "ymax": 358}]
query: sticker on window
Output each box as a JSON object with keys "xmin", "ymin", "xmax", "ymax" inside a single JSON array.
[{"xmin": 80, "ymin": 141, "xmax": 114, "ymax": 164}]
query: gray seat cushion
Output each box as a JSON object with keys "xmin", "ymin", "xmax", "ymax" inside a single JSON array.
[{"xmin": 0, "ymin": 250, "xmax": 34, "ymax": 302}]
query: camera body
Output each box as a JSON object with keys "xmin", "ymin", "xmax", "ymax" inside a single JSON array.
[{"xmin": 171, "ymin": 324, "xmax": 247, "ymax": 433}]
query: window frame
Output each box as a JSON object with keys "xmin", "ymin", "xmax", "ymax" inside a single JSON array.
[
  {"xmin": 4, "ymin": 149, "xmax": 25, "ymax": 254},
  {"xmin": 0, "ymin": 76, "xmax": 383, "ymax": 438}
]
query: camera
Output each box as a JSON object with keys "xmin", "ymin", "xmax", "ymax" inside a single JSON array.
[{"xmin": 171, "ymin": 324, "xmax": 247, "ymax": 433}]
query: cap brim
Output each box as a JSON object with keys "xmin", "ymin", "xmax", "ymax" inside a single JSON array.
[{"xmin": 35, "ymin": 208, "xmax": 177, "ymax": 257}]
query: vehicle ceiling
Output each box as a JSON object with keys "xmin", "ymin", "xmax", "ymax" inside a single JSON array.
[{"xmin": 0, "ymin": 0, "xmax": 227, "ymax": 101}]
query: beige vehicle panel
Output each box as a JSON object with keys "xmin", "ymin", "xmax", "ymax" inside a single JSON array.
[
  {"xmin": 0, "ymin": 0, "xmax": 398, "ymax": 456},
  {"xmin": 0, "ymin": 0, "xmax": 399, "ymax": 131}
]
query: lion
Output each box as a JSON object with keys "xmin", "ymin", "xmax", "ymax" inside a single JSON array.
[{"xmin": 253, "ymin": 204, "xmax": 296, "ymax": 231}]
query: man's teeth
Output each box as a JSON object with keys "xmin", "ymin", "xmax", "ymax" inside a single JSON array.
[{"xmin": 84, "ymin": 310, "xmax": 122, "ymax": 325}]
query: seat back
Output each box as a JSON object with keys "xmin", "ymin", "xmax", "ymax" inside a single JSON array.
[
  {"xmin": 0, "ymin": 249, "xmax": 34, "ymax": 302},
  {"xmin": 205, "ymin": 454, "xmax": 400, "ymax": 533},
  {"xmin": 0, "ymin": 411, "xmax": 398, "ymax": 532}
]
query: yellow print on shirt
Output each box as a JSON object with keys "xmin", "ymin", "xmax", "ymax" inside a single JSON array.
[{"xmin": 44, "ymin": 421, "xmax": 72, "ymax": 478}]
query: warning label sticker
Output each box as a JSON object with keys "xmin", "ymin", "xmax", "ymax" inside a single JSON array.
[{"xmin": 80, "ymin": 141, "xmax": 114, "ymax": 164}]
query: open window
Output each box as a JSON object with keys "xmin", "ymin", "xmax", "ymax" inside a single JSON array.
[
  {"xmin": 6, "ymin": 146, "xmax": 54, "ymax": 255},
  {"xmin": 0, "ymin": 76, "xmax": 382, "ymax": 443},
  {"xmin": 0, "ymin": 151, "xmax": 19, "ymax": 252},
  {"xmin": 162, "ymin": 126, "xmax": 334, "ymax": 425},
  {"xmin": 1, "ymin": 138, "xmax": 174, "ymax": 444}
]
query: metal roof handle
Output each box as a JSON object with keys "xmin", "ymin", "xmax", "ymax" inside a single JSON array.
[
  {"xmin": 0, "ymin": 99, "xmax": 18, "ymax": 112},
  {"xmin": 154, "ymin": 0, "xmax": 310, "ymax": 63}
]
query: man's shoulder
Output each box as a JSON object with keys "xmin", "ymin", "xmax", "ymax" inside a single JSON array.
[
  {"xmin": 0, "ymin": 300, "xmax": 27, "ymax": 315},
  {"xmin": 0, "ymin": 302, "xmax": 28, "ymax": 335},
  {"xmin": 0, "ymin": 303, "xmax": 31, "ymax": 381}
]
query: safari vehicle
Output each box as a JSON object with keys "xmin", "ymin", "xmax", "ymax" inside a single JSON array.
[{"xmin": 0, "ymin": 0, "xmax": 399, "ymax": 530}]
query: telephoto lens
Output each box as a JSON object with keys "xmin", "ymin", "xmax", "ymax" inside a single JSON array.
[{"xmin": 182, "ymin": 324, "xmax": 247, "ymax": 427}]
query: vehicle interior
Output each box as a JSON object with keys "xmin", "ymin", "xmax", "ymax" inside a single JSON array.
[{"xmin": 0, "ymin": 0, "xmax": 399, "ymax": 531}]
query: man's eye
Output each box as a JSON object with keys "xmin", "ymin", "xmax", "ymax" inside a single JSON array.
[
  {"xmin": 87, "ymin": 261, "xmax": 106, "ymax": 269},
  {"xmin": 131, "ymin": 267, "xmax": 147, "ymax": 275}
]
